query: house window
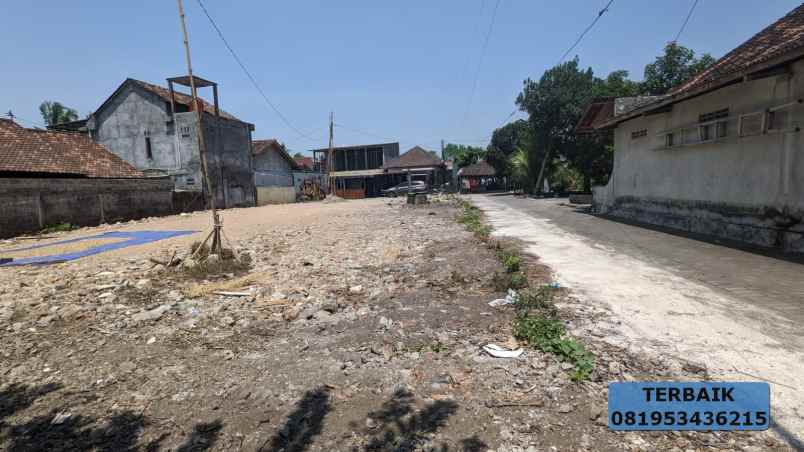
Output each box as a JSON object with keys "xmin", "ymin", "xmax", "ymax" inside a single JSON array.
[
  {"xmin": 185, "ymin": 177, "xmax": 195, "ymax": 186},
  {"xmin": 699, "ymin": 108, "xmax": 729, "ymax": 141},
  {"xmin": 631, "ymin": 129, "xmax": 647, "ymax": 139},
  {"xmin": 665, "ymin": 133, "xmax": 675, "ymax": 148},
  {"xmin": 145, "ymin": 137, "xmax": 153, "ymax": 160},
  {"xmin": 767, "ymin": 109, "xmax": 789, "ymax": 132},
  {"xmin": 739, "ymin": 112, "xmax": 764, "ymax": 137}
]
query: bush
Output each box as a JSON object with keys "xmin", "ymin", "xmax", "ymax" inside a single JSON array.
[
  {"xmin": 514, "ymin": 314, "xmax": 594, "ymax": 381},
  {"xmin": 515, "ymin": 285, "xmax": 558, "ymax": 317},
  {"xmin": 492, "ymin": 271, "xmax": 528, "ymax": 291}
]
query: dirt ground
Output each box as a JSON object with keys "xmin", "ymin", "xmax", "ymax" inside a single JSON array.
[{"xmin": 0, "ymin": 198, "xmax": 791, "ymax": 451}]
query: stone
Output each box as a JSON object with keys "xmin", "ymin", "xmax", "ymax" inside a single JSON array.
[
  {"xmin": 205, "ymin": 254, "xmax": 221, "ymax": 265},
  {"xmin": 557, "ymin": 403, "xmax": 573, "ymax": 413},
  {"xmin": 135, "ymin": 279, "xmax": 152, "ymax": 289},
  {"xmin": 284, "ymin": 306, "xmax": 301, "ymax": 322},
  {"xmin": 51, "ymin": 412, "xmax": 72, "ymax": 425},
  {"xmin": 321, "ymin": 299, "xmax": 339, "ymax": 313},
  {"xmin": 589, "ymin": 404, "xmax": 604, "ymax": 421},
  {"xmin": 132, "ymin": 304, "xmax": 172, "ymax": 323},
  {"xmin": 146, "ymin": 337, "xmax": 157, "ymax": 345},
  {"xmin": 348, "ymin": 285, "xmax": 363, "ymax": 294}
]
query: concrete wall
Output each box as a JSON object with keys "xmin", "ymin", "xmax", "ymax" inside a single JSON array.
[
  {"xmin": 0, "ymin": 178, "xmax": 174, "ymax": 238},
  {"xmin": 599, "ymin": 60, "xmax": 804, "ymax": 254},
  {"xmin": 256, "ymin": 186, "xmax": 296, "ymax": 205},
  {"xmin": 202, "ymin": 115, "xmax": 256, "ymax": 208},
  {"xmin": 292, "ymin": 171, "xmax": 326, "ymax": 194},
  {"xmin": 93, "ymin": 82, "xmax": 255, "ymax": 207},
  {"xmin": 254, "ymin": 148, "xmax": 294, "ymax": 187}
]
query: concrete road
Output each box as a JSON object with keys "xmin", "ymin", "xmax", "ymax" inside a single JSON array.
[{"xmin": 470, "ymin": 194, "xmax": 804, "ymax": 441}]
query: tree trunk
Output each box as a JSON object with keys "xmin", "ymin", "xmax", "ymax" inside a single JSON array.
[{"xmin": 535, "ymin": 148, "xmax": 551, "ymax": 194}]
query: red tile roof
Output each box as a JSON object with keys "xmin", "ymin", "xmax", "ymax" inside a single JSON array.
[
  {"xmin": 672, "ymin": 4, "xmax": 804, "ymax": 97},
  {"xmin": 294, "ymin": 156, "xmax": 314, "ymax": 170},
  {"xmin": 0, "ymin": 119, "xmax": 143, "ymax": 178},
  {"xmin": 458, "ymin": 160, "xmax": 496, "ymax": 177},
  {"xmin": 597, "ymin": 3, "xmax": 804, "ymax": 128},
  {"xmin": 576, "ymin": 97, "xmax": 614, "ymax": 134},
  {"xmin": 384, "ymin": 146, "xmax": 442, "ymax": 169}
]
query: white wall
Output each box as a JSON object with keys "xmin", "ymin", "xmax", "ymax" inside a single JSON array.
[
  {"xmin": 609, "ymin": 60, "xmax": 804, "ymax": 211},
  {"xmin": 257, "ymin": 186, "xmax": 296, "ymax": 205}
]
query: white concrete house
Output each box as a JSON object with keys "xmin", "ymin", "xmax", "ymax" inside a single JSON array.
[{"xmin": 589, "ymin": 4, "xmax": 804, "ymax": 255}]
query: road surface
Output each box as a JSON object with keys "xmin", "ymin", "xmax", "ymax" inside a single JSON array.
[{"xmin": 470, "ymin": 194, "xmax": 804, "ymax": 444}]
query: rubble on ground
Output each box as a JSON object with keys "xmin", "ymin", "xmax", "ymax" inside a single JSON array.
[{"xmin": 0, "ymin": 196, "xmax": 789, "ymax": 451}]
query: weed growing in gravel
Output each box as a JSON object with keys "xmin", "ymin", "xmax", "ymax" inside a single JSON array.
[
  {"xmin": 492, "ymin": 271, "xmax": 528, "ymax": 291},
  {"xmin": 496, "ymin": 248, "xmax": 521, "ymax": 273},
  {"xmin": 455, "ymin": 197, "xmax": 595, "ymax": 380},
  {"xmin": 456, "ymin": 200, "xmax": 492, "ymax": 240},
  {"xmin": 182, "ymin": 241, "xmax": 250, "ymax": 278},
  {"xmin": 513, "ymin": 284, "xmax": 594, "ymax": 381},
  {"xmin": 40, "ymin": 223, "xmax": 74, "ymax": 234}
]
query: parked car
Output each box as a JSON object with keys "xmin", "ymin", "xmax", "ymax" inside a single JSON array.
[{"xmin": 382, "ymin": 180, "xmax": 428, "ymax": 197}]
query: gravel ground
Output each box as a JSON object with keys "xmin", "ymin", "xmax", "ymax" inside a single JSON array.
[{"xmin": 0, "ymin": 197, "xmax": 791, "ymax": 451}]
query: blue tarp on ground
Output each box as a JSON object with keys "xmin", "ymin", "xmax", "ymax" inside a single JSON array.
[{"xmin": 0, "ymin": 230, "xmax": 197, "ymax": 267}]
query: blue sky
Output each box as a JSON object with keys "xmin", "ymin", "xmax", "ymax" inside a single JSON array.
[{"xmin": 2, "ymin": 1, "xmax": 800, "ymax": 154}]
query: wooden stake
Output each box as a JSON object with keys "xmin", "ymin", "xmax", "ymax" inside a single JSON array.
[{"xmin": 177, "ymin": 0, "xmax": 222, "ymax": 254}]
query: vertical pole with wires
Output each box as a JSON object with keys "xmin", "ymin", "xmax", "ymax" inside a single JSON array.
[
  {"xmin": 177, "ymin": 0, "xmax": 222, "ymax": 254},
  {"xmin": 327, "ymin": 111, "xmax": 334, "ymax": 195}
]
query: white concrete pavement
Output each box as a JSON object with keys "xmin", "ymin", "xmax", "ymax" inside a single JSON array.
[{"xmin": 470, "ymin": 194, "xmax": 804, "ymax": 445}]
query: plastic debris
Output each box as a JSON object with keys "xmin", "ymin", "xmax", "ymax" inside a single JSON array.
[
  {"xmin": 482, "ymin": 343, "xmax": 524, "ymax": 358},
  {"xmin": 488, "ymin": 289, "xmax": 519, "ymax": 307}
]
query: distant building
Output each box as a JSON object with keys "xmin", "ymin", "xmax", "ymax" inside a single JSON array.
[
  {"xmin": 84, "ymin": 76, "xmax": 256, "ymax": 209},
  {"xmin": 0, "ymin": 119, "xmax": 172, "ymax": 237},
  {"xmin": 457, "ymin": 160, "xmax": 498, "ymax": 193},
  {"xmin": 586, "ymin": 4, "xmax": 804, "ymax": 255},
  {"xmin": 312, "ymin": 142, "xmax": 400, "ymax": 198},
  {"xmin": 383, "ymin": 146, "xmax": 447, "ymax": 187},
  {"xmin": 252, "ymin": 139, "xmax": 298, "ymax": 205}
]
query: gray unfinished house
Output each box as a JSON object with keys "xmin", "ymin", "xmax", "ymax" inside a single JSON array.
[
  {"xmin": 252, "ymin": 139, "xmax": 299, "ymax": 205},
  {"xmin": 84, "ymin": 76, "xmax": 256, "ymax": 209}
]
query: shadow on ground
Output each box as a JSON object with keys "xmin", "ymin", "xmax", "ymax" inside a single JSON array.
[{"xmin": 0, "ymin": 383, "xmax": 222, "ymax": 452}]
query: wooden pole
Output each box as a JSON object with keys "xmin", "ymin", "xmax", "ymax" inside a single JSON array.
[
  {"xmin": 176, "ymin": 0, "xmax": 222, "ymax": 253},
  {"xmin": 327, "ymin": 111, "xmax": 334, "ymax": 195}
]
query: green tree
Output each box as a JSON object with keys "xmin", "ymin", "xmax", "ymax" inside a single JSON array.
[
  {"xmin": 487, "ymin": 119, "xmax": 529, "ymax": 176},
  {"xmin": 516, "ymin": 59, "xmax": 599, "ymax": 191},
  {"xmin": 642, "ymin": 42, "xmax": 716, "ymax": 95},
  {"xmin": 292, "ymin": 152, "xmax": 305, "ymax": 159},
  {"xmin": 39, "ymin": 101, "xmax": 79, "ymax": 126},
  {"xmin": 443, "ymin": 143, "xmax": 486, "ymax": 168}
]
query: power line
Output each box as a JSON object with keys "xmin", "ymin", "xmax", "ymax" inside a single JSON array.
[
  {"xmin": 673, "ymin": 0, "xmax": 699, "ymax": 43},
  {"xmin": 459, "ymin": 0, "xmax": 502, "ymax": 130},
  {"xmin": 558, "ymin": 0, "xmax": 615, "ymax": 64},
  {"xmin": 194, "ymin": 0, "xmax": 319, "ymax": 141}
]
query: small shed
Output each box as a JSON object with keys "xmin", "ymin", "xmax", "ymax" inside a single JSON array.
[
  {"xmin": 383, "ymin": 146, "xmax": 447, "ymax": 186},
  {"xmin": 252, "ymin": 139, "xmax": 299, "ymax": 205},
  {"xmin": 458, "ymin": 160, "xmax": 498, "ymax": 193}
]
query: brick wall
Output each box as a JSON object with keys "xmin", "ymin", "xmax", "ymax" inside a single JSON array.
[{"xmin": 0, "ymin": 178, "xmax": 174, "ymax": 238}]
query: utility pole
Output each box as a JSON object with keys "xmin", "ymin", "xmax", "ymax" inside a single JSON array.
[
  {"xmin": 177, "ymin": 0, "xmax": 222, "ymax": 255},
  {"xmin": 440, "ymin": 139, "xmax": 445, "ymax": 161},
  {"xmin": 327, "ymin": 112, "xmax": 334, "ymax": 195}
]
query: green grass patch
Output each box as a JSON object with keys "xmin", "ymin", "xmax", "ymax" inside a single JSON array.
[
  {"xmin": 492, "ymin": 271, "xmax": 528, "ymax": 291},
  {"xmin": 40, "ymin": 223, "xmax": 74, "ymax": 234},
  {"xmin": 514, "ymin": 314, "xmax": 594, "ymax": 381}
]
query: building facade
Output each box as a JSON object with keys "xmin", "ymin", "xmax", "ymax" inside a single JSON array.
[
  {"xmin": 252, "ymin": 139, "xmax": 298, "ymax": 205},
  {"xmin": 312, "ymin": 142, "xmax": 400, "ymax": 198},
  {"xmin": 87, "ymin": 77, "xmax": 256, "ymax": 209},
  {"xmin": 592, "ymin": 6, "xmax": 804, "ymax": 254}
]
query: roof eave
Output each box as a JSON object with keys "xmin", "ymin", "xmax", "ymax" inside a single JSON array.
[{"xmin": 595, "ymin": 48, "xmax": 804, "ymax": 130}]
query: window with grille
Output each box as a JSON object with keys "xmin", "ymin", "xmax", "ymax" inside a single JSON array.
[
  {"xmin": 767, "ymin": 109, "xmax": 789, "ymax": 132},
  {"xmin": 739, "ymin": 112, "xmax": 764, "ymax": 137},
  {"xmin": 631, "ymin": 129, "xmax": 647, "ymax": 139},
  {"xmin": 699, "ymin": 108, "xmax": 729, "ymax": 141}
]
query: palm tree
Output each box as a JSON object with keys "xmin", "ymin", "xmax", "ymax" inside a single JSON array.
[{"xmin": 39, "ymin": 101, "xmax": 79, "ymax": 126}]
